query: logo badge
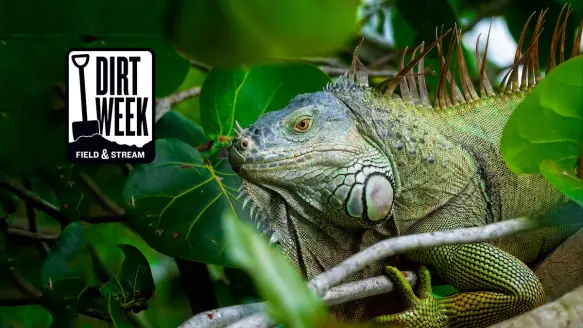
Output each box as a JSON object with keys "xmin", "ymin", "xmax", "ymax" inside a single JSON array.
[{"xmin": 66, "ymin": 49, "xmax": 155, "ymax": 163}]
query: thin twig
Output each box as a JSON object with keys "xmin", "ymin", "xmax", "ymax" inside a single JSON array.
[
  {"xmin": 190, "ymin": 60, "xmax": 211, "ymax": 72},
  {"xmin": 578, "ymin": 157, "xmax": 583, "ymax": 179},
  {"xmin": 11, "ymin": 272, "xmax": 42, "ymax": 298},
  {"xmin": 23, "ymin": 180, "xmax": 51, "ymax": 255},
  {"xmin": 0, "ymin": 181, "xmax": 67, "ymax": 225},
  {"xmin": 196, "ymin": 141, "xmax": 214, "ymax": 152},
  {"xmin": 155, "ymin": 86, "xmax": 202, "ymax": 123},
  {"xmin": 78, "ymin": 172, "xmax": 125, "ymax": 216},
  {"xmin": 6, "ymin": 228, "xmax": 58, "ymax": 241}
]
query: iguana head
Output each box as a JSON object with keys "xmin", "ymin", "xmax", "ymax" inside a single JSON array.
[{"xmin": 228, "ymin": 76, "xmax": 398, "ymax": 278}]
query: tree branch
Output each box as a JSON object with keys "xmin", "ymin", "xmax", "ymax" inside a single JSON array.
[
  {"xmin": 0, "ymin": 181, "xmax": 67, "ymax": 225},
  {"xmin": 23, "ymin": 180, "xmax": 51, "ymax": 255},
  {"xmin": 308, "ymin": 215, "xmax": 573, "ymax": 296},
  {"xmin": 6, "ymin": 228, "xmax": 58, "ymax": 241},
  {"xmin": 180, "ymin": 272, "xmax": 417, "ymax": 328},
  {"xmin": 227, "ymin": 313, "xmax": 271, "ymax": 328},
  {"xmin": 78, "ymin": 172, "xmax": 125, "ymax": 216},
  {"xmin": 155, "ymin": 86, "xmax": 201, "ymax": 123}
]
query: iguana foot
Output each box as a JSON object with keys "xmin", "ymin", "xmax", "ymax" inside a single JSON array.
[{"xmin": 372, "ymin": 265, "xmax": 448, "ymax": 327}]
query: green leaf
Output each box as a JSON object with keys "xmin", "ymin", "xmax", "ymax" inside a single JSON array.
[
  {"xmin": 395, "ymin": 0, "xmax": 459, "ymax": 46},
  {"xmin": 501, "ymin": 56, "xmax": 583, "ymax": 174},
  {"xmin": 0, "ymin": 221, "xmax": 6, "ymax": 270},
  {"xmin": 123, "ymin": 139, "xmax": 249, "ymax": 265},
  {"xmin": 107, "ymin": 295, "xmax": 134, "ymax": 328},
  {"xmin": 224, "ymin": 214, "xmax": 328, "ymax": 328},
  {"xmin": 41, "ymin": 222, "xmax": 101, "ymax": 316},
  {"xmin": 167, "ymin": 0, "xmax": 358, "ymax": 66},
  {"xmin": 200, "ymin": 63, "xmax": 331, "ymax": 143},
  {"xmin": 156, "ymin": 111, "xmax": 209, "ymax": 148},
  {"xmin": 391, "ymin": 9, "xmax": 415, "ymax": 48},
  {"xmin": 99, "ymin": 245, "xmax": 155, "ymax": 314},
  {"xmin": 540, "ymin": 160, "xmax": 583, "ymax": 206},
  {"xmin": 174, "ymin": 67, "xmax": 208, "ymax": 125}
]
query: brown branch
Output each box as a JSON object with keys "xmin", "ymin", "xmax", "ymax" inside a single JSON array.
[
  {"xmin": 11, "ymin": 272, "xmax": 42, "ymax": 298},
  {"xmin": 578, "ymin": 156, "xmax": 583, "ymax": 179},
  {"xmin": 0, "ymin": 181, "xmax": 67, "ymax": 225},
  {"xmin": 23, "ymin": 180, "xmax": 51, "ymax": 255},
  {"xmin": 155, "ymin": 86, "xmax": 202, "ymax": 122},
  {"xmin": 6, "ymin": 228, "xmax": 58, "ymax": 241},
  {"xmin": 190, "ymin": 60, "xmax": 211, "ymax": 72},
  {"xmin": 78, "ymin": 172, "xmax": 125, "ymax": 217}
]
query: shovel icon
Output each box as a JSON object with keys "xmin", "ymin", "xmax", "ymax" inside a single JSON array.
[{"xmin": 71, "ymin": 54, "xmax": 100, "ymax": 140}]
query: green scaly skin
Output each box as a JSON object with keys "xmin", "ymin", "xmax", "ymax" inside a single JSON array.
[{"xmin": 227, "ymin": 36, "xmax": 582, "ymax": 328}]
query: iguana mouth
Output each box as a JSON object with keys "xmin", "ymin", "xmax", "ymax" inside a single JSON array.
[{"xmin": 228, "ymin": 144, "xmax": 360, "ymax": 173}]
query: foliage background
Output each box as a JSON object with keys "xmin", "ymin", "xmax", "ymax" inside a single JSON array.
[{"xmin": 0, "ymin": 0, "xmax": 581, "ymax": 327}]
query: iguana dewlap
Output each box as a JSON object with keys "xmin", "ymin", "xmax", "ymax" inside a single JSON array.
[{"xmin": 228, "ymin": 6, "xmax": 583, "ymax": 327}]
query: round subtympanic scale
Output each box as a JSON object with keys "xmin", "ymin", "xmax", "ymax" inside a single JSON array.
[
  {"xmin": 364, "ymin": 175, "xmax": 394, "ymax": 222},
  {"xmin": 346, "ymin": 184, "xmax": 364, "ymax": 218}
]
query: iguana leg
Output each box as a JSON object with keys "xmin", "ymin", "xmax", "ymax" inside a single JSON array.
[{"xmin": 373, "ymin": 243, "xmax": 545, "ymax": 327}]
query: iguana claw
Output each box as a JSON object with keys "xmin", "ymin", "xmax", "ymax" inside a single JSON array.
[{"xmin": 372, "ymin": 265, "xmax": 448, "ymax": 327}]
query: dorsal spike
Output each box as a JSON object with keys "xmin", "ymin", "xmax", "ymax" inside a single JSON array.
[
  {"xmin": 348, "ymin": 38, "xmax": 369, "ymax": 87},
  {"xmin": 509, "ymin": 12, "xmax": 536, "ymax": 92},
  {"xmin": 417, "ymin": 42, "xmax": 432, "ymax": 107},
  {"xmin": 399, "ymin": 47, "xmax": 413, "ymax": 102},
  {"xmin": 406, "ymin": 44, "xmax": 422, "ymax": 105},
  {"xmin": 478, "ymin": 20, "xmax": 495, "ymax": 97},
  {"xmin": 376, "ymin": 31, "xmax": 449, "ymax": 97},
  {"xmin": 455, "ymin": 28, "xmax": 479, "ymax": 102},
  {"xmin": 572, "ymin": 19, "xmax": 583, "ymax": 58},
  {"xmin": 434, "ymin": 26, "xmax": 452, "ymax": 109},
  {"xmin": 559, "ymin": 6, "xmax": 573, "ymax": 65},
  {"xmin": 530, "ymin": 10, "xmax": 548, "ymax": 85},
  {"xmin": 547, "ymin": 4, "xmax": 568, "ymax": 74}
]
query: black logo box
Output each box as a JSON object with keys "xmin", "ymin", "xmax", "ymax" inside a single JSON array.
[{"xmin": 66, "ymin": 48, "xmax": 156, "ymax": 164}]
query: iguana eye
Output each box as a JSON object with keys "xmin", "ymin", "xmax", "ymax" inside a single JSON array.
[{"xmin": 293, "ymin": 118, "xmax": 312, "ymax": 133}]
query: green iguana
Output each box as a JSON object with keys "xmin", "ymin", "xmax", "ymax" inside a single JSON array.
[{"xmin": 227, "ymin": 6, "xmax": 583, "ymax": 327}]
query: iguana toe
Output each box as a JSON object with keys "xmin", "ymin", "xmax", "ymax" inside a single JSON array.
[{"xmin": 372, "ymin": 265, "xmax": 448, "ymax": 327}]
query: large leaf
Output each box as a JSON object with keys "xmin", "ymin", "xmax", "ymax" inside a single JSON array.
[
  {"xmin": 123, "ymin": 139, "xmax": 249, "ymax": 265},
  {"xmin": 173, "ymin": 67, "xmax": 208, "ymax": 126},
  {"xmin": 501, "ymin": 56, "xmax": 583, "ymax": 174},
  {"xmin": 540, "ymin": 160, "xmax": 583, "ymax": 206},
  {"xmin": 200, "ymin": 63, "xmax": 330, "ymax": 144},
  {"xmin": 41, "ymin": 222, "xmax": 105, "ymax": 317},
  {"xmin": 166, "ymin": 0, "xmax": 358, "ymax": 66},
  {"xmin": 99, "ymin": 245, "xmax": 155, "ymax": 314},
  {"xmin": 156, "ymin": 111, "xmax": 209, "ymax": 148},
  {"xmin": 224, "ymin": 214, "xmax": 328, "ymax": 327}
]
